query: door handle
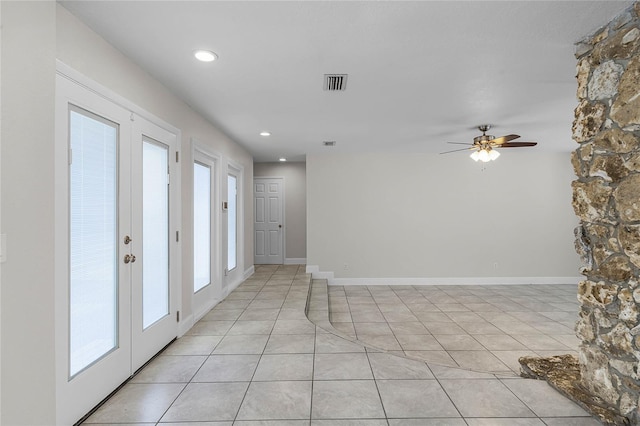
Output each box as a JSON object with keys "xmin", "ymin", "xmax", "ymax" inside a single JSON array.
[
  {"xmin": 124, "ymin": 254, "xmax": 137, "ymax": 264},
  {"xmin": 130, "ymin": 255, "xmax": 136, "ymax": 263}
]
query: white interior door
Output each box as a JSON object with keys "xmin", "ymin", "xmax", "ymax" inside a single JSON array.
[
  {"xmin": 55, "ymin": 74, "xmax": 179, "ymax": 424},
  {"xmin": 254, "ymin": 177, "xmax": 284, "ymax": 264}
]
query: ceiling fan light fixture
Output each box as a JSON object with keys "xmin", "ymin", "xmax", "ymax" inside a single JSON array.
[
  {"xmin": 478, "ymin": 149, "xmax": 491, "ymax": 162},
  {"xmin": 470, "ymin": 147, "xmax": 500, "ymax": 163},
  {"xmin": 442, "ymin": 124, "xmax": 536, "ymax": 160}
]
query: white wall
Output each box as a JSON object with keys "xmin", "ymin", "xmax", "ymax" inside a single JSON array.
[
  {"xmin": 307, "ymin": 150, "xmax": 581, "ymax": 282},
  {"xmin": 254, "ymin": 162, "xmax": 306, "ymax": 261},
  {"xmin": 1, "ymin": 2, "xmax": 57, "ymax": 424},
  {"xmin": 0, "ymin": 4, "xmax": 255, "ymax": 424},
  {"xmin": 56, "ymin": 4, "xmax": 254, "ymax": 319}
]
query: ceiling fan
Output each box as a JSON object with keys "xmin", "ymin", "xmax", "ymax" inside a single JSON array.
[{"xmin": 440, "ymin": 125, "xmax": 537, "ymax": 162}]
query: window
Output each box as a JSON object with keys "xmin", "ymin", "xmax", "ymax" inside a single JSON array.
[
  {"xmin": 227, "ymin": 174, "xmax": 237, "ymax": 271},
  {"xmin": 69, "ymin": 107, "xmax": 118, "ymax": 376},
  {"xmin": 194, "ymin": 161, "xmax": 211, "ymax": 292}
]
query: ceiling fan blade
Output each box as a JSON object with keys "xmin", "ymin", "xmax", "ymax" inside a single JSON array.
[
  {"xmin": 490, "ymin": 134, "xmax": 520, "ymax": 145},
  {"xmin": 446, "ymin": 142, "xmax": 473, "ymax": 145},
  {"xmin": 440, "ymin": 147, "xmax": 475, "ymax": 154},
  {"xmin": 499, "ymin": 142, "xmax": 537, "ymax": 148}
]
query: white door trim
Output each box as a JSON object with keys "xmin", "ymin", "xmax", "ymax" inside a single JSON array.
[
  {"xmin": 224, "ymin": 161, "xmax": 244, "ymax": 294},
  {"xmin": 191, "ymin": 139, "xmax": 223, "ymax": 322}
]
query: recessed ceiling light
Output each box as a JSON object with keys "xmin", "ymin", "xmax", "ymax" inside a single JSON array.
[
  {"xmin": 279, "ymin": 157, "xmax": 287, "ymax": 162},
  {"xmin": 194, "ymin": 50, "xmax": 218, "ymax": 62},
  {"xmin": 260, "ymin": 131, "xmax": 271, "ymax": 137}
]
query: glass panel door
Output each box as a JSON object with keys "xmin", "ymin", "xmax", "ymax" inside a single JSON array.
[
  {"xmin": 227, "ymin": 174, "xmax": 237, "ymax": 271},
  {"xmin": 56, "ymin": 73, "xmax": 178, "ymax": 425},
  {"xmin": 142, "ymin": 139, "xmax": 170, "ymax": 329},
  {"xmin": 69, "ymin": 107, "xmax": 118, "ymax": 377},
  {"xmin": 130, "ymin": 116, "xmax": 178, "ymax": 372},
  {"xmin": 194, "ymin": 162, "xmax": 211, "ymax": 292}
]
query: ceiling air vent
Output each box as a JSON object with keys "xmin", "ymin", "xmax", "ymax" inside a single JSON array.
[
  {"xmin": 323, "ymin": 74, "xmax": 347, "ymax": 91},
  {"xmin": 323, "ymin": 141, "xmax": 336, "ymax": 147}
]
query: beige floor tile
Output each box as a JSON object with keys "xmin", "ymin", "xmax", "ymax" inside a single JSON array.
[
  {"xmin": 130, "ymin": 355, "xmax": 206, "ymax": 383},
  {"xmin": 314, "ymin": 353, "xmax": 373, "ymax": 380},
  {"xmin": 160, "ymin": 382, "xmax": 248, "ymax": 422},
  {"xmin": 440, "ymin": 379, "xmax": 536, "ymax": 418},
  {"xmin": 377, "ymin": 380, "xmax": 459, "ymax": 418},
  {"xmin": 162, "ymin": 335, "xmax": 222, "ymax": 355},
  {"xmin": 85, "ymin": 383, "xmax": 185, "ymax": 423},
  {"xmin": 503, "ymin": 379, "xmax": 591, "ymax": 417},
  {"xmin": 192, "ymin": 354, "xmax": 260, "ymax": 382},
  {"xmin": 87, "ymin": 278, "xmax": 589, "ymax": 426},
  {"xmin": 264, "ymin": 333, "xmax": 315, "ymax": 354},
  {"xmin": 212, "ymin": 334, "xmax": 269, "ymax": 354},
  {"xmin": 367, "ymin": 352, "xmax": 433, "ymax": 379},
  {"xmin": 403, "ymin": 350, "xmax": 458, "ymax": 367},
  {"xmin": 253, "ymin": 354, "xmax": 314, "ymax": 381},
  {"xmin": 311, "ymin": 380, "xmax": 385, "ymax": 419}
]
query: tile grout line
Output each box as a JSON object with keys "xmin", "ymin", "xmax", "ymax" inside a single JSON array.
[
  {"xmin": 153, "ymin": 269, "xmax": 265, "ymax": 424},
  {"xmin": 364, "ymin": 346, "xmax": 390, "ymax": 424},
  {"xmin": 227, "ymin": 269, "xmax": 273, "ymax": 424}
]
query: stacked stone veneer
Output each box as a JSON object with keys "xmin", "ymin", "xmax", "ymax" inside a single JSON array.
[{"xmin": 572, "ymin": 3, "xmax": 640, "ymax": 423}]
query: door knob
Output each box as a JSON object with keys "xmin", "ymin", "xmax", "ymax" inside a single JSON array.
[
  {"xmin": 124, "ymin": 235, "xmax": 132, "ymax": 245},
  {"xmin": 279, "ymin": 224, "xmax": 282, "ymax": 228},
  {"xmin": 124, "ymin": 254, "xmax": 132, "ymax": 264},
  {"xmin": 130, "ymin": 255, "xmax": 136, "ymax": 263}
]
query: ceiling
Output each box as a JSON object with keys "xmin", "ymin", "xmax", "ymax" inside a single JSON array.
[{"xmin": 60, "ymin": 1, "xmax": 633, "ymax": 162}]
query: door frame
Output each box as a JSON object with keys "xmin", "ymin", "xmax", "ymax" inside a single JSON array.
[
  {"xmin": 223, "ymin": 161, "xmax": 244, "ymax": 295},
  {"xmin": 253, "ymin": 176, "xmax": 285, "ymax": 265},
  {"xmin": 54, "ymin": 62, "xmax": 182, "ymax": 425},
  {"xmin": 191, "ymin": 139, "xmax": 223, "ymax": 322}
]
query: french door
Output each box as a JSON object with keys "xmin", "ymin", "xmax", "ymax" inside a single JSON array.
[{"xmin": 55, "ymin": 74, "xmax": 179, "ymax": 424}]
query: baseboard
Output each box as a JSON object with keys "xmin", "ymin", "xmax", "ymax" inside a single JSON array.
[
  {"xmin": 243, "ymin": 265, "xmax": 255, "ymax": 280},
  {"xmin": 193, "ymin": 298, "xmax": 222, "ymax": 323},
  {"xmin": 285, "ymin": 258, "xmax": 306, "ymax": 265},
  {"xmin": 177, "ymin": 313, "xmax": 194, "ymax": 337},
  {"xmin": 329, "ymin": 276, "xmax": 582, "ymax": 286},
  {"xmin": 306, "ymin": 265, "xmax": 335, "ymax": 280},
  {"xmin": 305, "ymin": 266, "xmax": 580, "ymax": 285},
  {"xmin": 179, "ymin": 269, "xmax": 252, "ymax": 337},
  {"xmin": 224, "ymin": 277, "xmax": 244, "ymax": 298}
]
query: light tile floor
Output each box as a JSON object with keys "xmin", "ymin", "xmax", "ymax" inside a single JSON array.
[
  {"xmin": 83, "ymin": 265, "xmax": 599, "ymax": 425},
  {"xmin": 312, "ymin": 282, "xmax": 580, "ymax": 375}
]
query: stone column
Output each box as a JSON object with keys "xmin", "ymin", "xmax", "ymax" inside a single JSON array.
[{"xmin": 572, "ymin": 4, "xmax": 640, "ymax": 422}]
